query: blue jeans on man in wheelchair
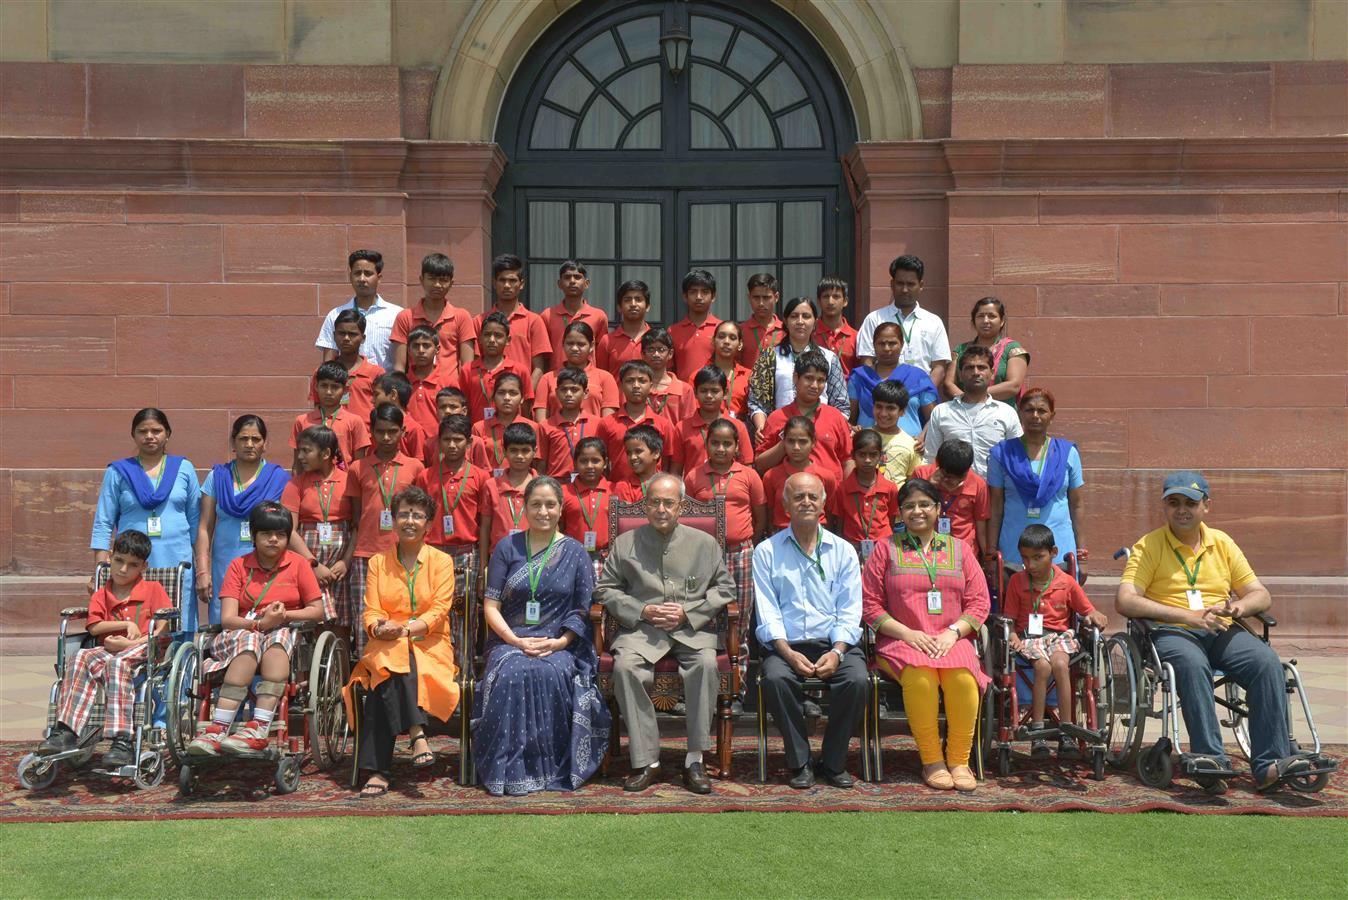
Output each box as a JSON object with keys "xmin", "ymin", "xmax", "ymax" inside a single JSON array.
[{"xmin": 1150, "ymin": 625, "xmax": 1288, "ymax": 778}]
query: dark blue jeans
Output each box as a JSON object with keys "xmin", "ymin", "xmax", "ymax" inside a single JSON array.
[{"xmin": 1151, "ymin": 625, "xmax": 1290, "ymax": 778}]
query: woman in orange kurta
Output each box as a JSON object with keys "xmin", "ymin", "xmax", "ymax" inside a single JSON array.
[{"xmin": 344, "ymin": 485, "xmax": 459, "ymax": 797}]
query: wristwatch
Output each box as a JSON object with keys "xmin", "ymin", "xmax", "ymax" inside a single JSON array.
[
  {"xmin": 309, "ymin": 557, "xmax": 320, "ymax": 568},
  {"xmin": 829, "ymin": 647, "xmax": 845, "ymax": 663},
  {"xmin": 946, "ymin": 623, "xmax": 962, "ymax": 635}
]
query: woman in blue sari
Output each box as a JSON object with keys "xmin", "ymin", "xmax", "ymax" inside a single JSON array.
[
  {"xmin": 195, "ymin": 415, "xmax": 291, "ymax": 625},
  {"xmin": 472, "ymin": 475, "xmax": 610, "ymax": 795},
  {"xmin": 986, "ymin": 388, "xmax": 1088, "ymax": 575},
  {"xmin": 90, "ymin": 408, "xmax": 202, "ymax": 629}
]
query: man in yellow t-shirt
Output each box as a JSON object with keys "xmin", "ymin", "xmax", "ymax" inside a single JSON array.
[{"xmin": 1117, "ymin": 471, "xmax": 1309, "ymax": 791}]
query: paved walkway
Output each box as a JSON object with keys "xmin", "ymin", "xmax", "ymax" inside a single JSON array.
[{"xmin": 2, "ymin": 652, "xmax": 1343, "ymax": 747}]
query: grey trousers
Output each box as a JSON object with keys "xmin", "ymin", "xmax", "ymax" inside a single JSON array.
[{"xmin": 613, "ymin": 644, "xmax": 717, "ymax": 769}]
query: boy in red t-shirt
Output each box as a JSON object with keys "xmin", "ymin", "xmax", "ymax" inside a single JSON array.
[
  {"xmin": 613, "ymin": 425, "xmax": 664, "ymax": 502},
  {"xmin": 642, "ymin": 326, "xmax": 696, "ymax": 425},
  {"xmin": 814, "ymin": 276, "xmax": 858, "ymax": 376},
  {"xmin": 754, "ymin": 351, "xmax": 853, "ymax": 478},
  {"xmin": 547, "ymin": 367, "xmax": 602, "ymax": 466},
  {"xmin": 292, "ymin": 361, "xmax": 370, "ymax": 473},
  {"xmin": 463, "ymin": 310, "xmax": 536, "ymax": 425},
  {"xmin": 675, "ymin": 366, "xmax": 754, "ymax": 474},
  {"xmin": 597, "ymin": 280, "xmax": 651, "ymax": 378},
  {"xmin": 829, "ymin": 429, "xmax": 900, "ymax": 565},
  {"xmin": 596, "ymin": 361, "xmax": 678, "ymax": 483},
  {"xmin": 390, "ymin": 252, "xmax": 477, "ymax": 370},
  {"xmin": 911, "ymin": 439, "xmax": 990, "ymax": 559},
  {"xmin": 404, "ymin": 325, "xmax": 461, "ymax": 439},
  {"xmin": 1003, "ymin": 524, "xmax": 1108, "ymax": 758},
  {"xmin": 308, "ymin": 308, "xmax": 384, "ymax": 421},
  {"xmin": 562, "ymin": 437, "xmax": 613, "ymax": 567},
  {"xmin": 533, "ymin": 323, "xmax": 619, "ymax": 419},
  {"xmin": 686, "ymin": 418, "xmax": 766, "ymax": 627},
  {"xmin": 761, "ymin": 416, "xmax": 841, "ymax": 531},
  {"xmin": 472, "ymin": 372, "xmax": 571, "ymax": 480},
  {"xmin": 38, "ymin": 531, "xmax": 171, "ymax": 768},
  {"xmin": 476, "ymin": 254, "xmax": 550, "ymax": 388},
  {"xmin": 479, "ymin": 422, "xmax": 539, "ymax": 565},
  {"xmin": 738, "ymin": 272, "xmax": 783, "ymax": 370},
  {"xmin": 669, "ymin": 268, "xmax": 722, "ymax": 382},
  {"xmin": 372, "ymin": 372, "xmax": 431, "ymax": 463},
  {"xmin": 415, "ymin": 414, "xmax": 490, "ymax": 612}
]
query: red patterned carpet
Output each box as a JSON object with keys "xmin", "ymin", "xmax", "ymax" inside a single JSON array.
[{"xmin": 3, "ymin": 738, "xmax": 1343, "ymax": 823}]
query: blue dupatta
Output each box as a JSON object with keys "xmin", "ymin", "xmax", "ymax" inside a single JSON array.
[
  {"xmin": 990, "ymin": 437, "xmax": 1076, "ymax": 509},
  {"xmin": 109, "ymin": 455, "xmax": 185, "ymax": 511},
  {"xmin": 210, "ymin": 461, "xmax": 290, "ymax": 520}
]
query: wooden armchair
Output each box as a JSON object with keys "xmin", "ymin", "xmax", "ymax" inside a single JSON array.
[{"xmin": 589, "ymin": 496, "xmax": 743, "ymax": 777}]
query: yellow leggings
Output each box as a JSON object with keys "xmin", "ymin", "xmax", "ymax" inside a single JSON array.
[{"xmin": 893, "ymin": 664, "xmax": 981, "ymax": 767}]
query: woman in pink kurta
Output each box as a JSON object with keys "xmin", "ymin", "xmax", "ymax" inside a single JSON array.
[{"xmin": 862, "ymin": 478, "xmax": 990, "ymax": 792}]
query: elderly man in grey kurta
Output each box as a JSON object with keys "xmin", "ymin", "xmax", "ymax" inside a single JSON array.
[{"xmin": 595, "ymin": 473, "xmax": 736, "ymax": 795}]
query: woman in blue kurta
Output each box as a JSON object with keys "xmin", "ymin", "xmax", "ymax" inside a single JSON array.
[
  {"xmin": 986, "ymin": 388, "xmax": 1087, "ymax": 573},
  {"xmin": 195, "ymin": 415, "xmax": 291, "ymax": 624},
  {"xmin": 90, "ymin": 408, "xmax": 202, "ymax": 629},
  {"xmin": 472, "ymin": 475, "xmax": 609, "ymax": 795}
]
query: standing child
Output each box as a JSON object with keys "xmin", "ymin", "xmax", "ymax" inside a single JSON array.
[
  {"xmin": 670, "ymin": 268, "xmax": 722, "ymax": 382},
  {"xmin": 613, "ymin": 425, "xmax": 665, "ymax": 502},
  {"xmin": 911, "ymin": 440, "xmax": 990, "ymax": 559},
  {"xmin": 372, "ymin": 372, "xmax": 430, "ymax": 463},
  {"xmin": 561, "ymin": 437, "xmax": 613, "ymax": 578},
  {"xmin": 1003, "ymin": 524, "xmax": 1107, "ymax": 758},
  {"xmin": 738, "ymin": 273, "xmax": 783, "ymax": 370},
  {"xmin": 282, "ymin": 425, "xmax": 355, "ymax": 645},
  {"xmin": 479, "ymin": 422, "xmax": 539, "ymax": 566},
  {"xmin": 404, "ymin": 324, "xmax": 461, "ymax": 438},
  {"xmin": 829, "ymin": 430, "xmax": 900, "ymax": 564},
  {"xmin": 477, "ymin": 253, "xmax": 550, "ymax": 388},
  {"xmin": 390, "ymin": 252, "xmax": 477, "ymax": 370},
  {"xmin": 761, "ymin": 417, "xmax": 841, "ymax": 531},
  {"xmin": 686, "ymin": 418, "xmax": 766, "ymax": 614},
  {"xmin": 872, "ymin": 380, "xmax": 922, "ymax": 488},
  {"xmin": 462, "ymin": 310, "xmax": 535, "ymax": 425},
  {"xmin": 423, "ymin": 387, "xmax": 486, "ymax": 468},
  {"xmin": 292, "ymin": 361, "xmax": 370, "ymax": 472},
  {"xmin": 642, "ymin": 326, "xmax": 696, "ymax": 425},
  {"xmin": 344, "ymin": 404, "xmax": 425, "ymax": 655},
  {"xmin": 754, "ymin": 350, "xmax": 853, "ymax": 478},
  {"xmin": 675, "ymin": 366, "xmax": 754, "ymax": 474},
  {"xmin": 533, "ymin": 321, "xmax": 619, "ymax": 420},
  {"xmin": 472, "ymin": 372, "xmax": 571, "ymax": 480},
  {"xmin": 547, "ymin": 367, "xmax": 601, "ymax": 465},
  {"xmin": 308, "ymin": 308, "xmax": 384, "ymax": 421},
  {"xmin": 37, "ymin": 531, "xmax": 171, "ymax": 768},
  {"xmin": 597, "ymin": 280, "xmax": 652, "ymax": 379},
  {"xmin": 541, "ymin": 261, "xmax": 610, "ymax": 372},
  {"xmin": 596, "ymin": 361, "xmax": 678, "ymax": 484},
  {"xmin": 814, "ymin": 276, "xmax": 858, "ymax": 376},
  {"xmin": 415, "ymin": 414, "xmax": 490, "ymax": 640},
  {"xmin": 710, "ymin": 321, "xmax": 752, "ymax": 421}
]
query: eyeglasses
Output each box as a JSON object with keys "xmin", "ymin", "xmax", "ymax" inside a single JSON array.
[
  {"xmin": 899, "ymin": 501, "xmax": 937, "ymax": 512},
  {"xmin": 394, "ymin": 510, "xmax": 429, "ymax": 522},
  {"xmin": 644, "ymin": 498, "xmax": 680, "ymax": 510}
]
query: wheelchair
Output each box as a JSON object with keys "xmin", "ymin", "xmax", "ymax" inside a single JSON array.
[
  {"xmin": 167, "ymin": 615, "xmax": 349, "ymax": 796},
  {"xmin": 17, "ymin": 561, "xmax": 193, "ymax": 791},
  {"xmin": 1102, "ymin": 547, "xmax": 1336, "ymax": 793},
  {"xmin": 986, "ymin": 551, "xmax": 1111, "ymax": 780}
]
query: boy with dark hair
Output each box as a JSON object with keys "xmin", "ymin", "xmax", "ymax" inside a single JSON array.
[
  {"xmin": 642, "ymin": 325, "xmax": 696, "ymax": 425},
  {"xmin": 871, "ymin": 379, "xmax": 921, "ymax": 487},
  {"xmin": 462, "ymin": 309, "xmax": 535, "ymax": 425},
  {"xmin": 597, "ymin": 360, "xmax": 678, "ymax": 484},
  {"xmin": 753, "ymin": 350, "xmax": 853, "ymax": 478},
  {"xmin": 829, "ymin": 429, "xmax": 900, "ymax": 562},
  {"xmin": 471, "ymin": 372, "xmax": 571, "ymax": 480},
  {"xmin": 597, "ymin": 280, "xmax": 652, "ymax": 378},
  {"xmin": 308, "ymin": 308, "xmax": 384, "ymax": 421},
  {"xmin": 372, "ymin": 371, "xmax": 430, "ymax": 463},
  {"xmin": 911, "ymin": 439, "xmax": 990, "ymax": 558},
  {"xmin": 476, "ymin": 253, "xmax": 550, "ymax": 389},
  {"xmin": 669, "ymin": 268, "xmax": 722, "ymax": 382},
  {"xmin": 479, "ymin": 421, "xmax": 540, "ymax": 558},
  {"xmin": 390, "ymin": 252, "xmax": 477, "ymax": 371},
  {"xmin": 292, "ymin": 361, "xmax": 371, "ymax": 472},
  {"xmin": 675, "ymin": 365, "xmax": 754, "ymax": 473},
  {"xmin": 739, "ymin": 272, "xmax": 782, "ymax": 370},
  {"xmin": 415, "ymin": 414, "xmax": 490, "ymax": 603},
  {"xmin": 815, "ymin": 276, "xmax": 858, "ymax": 375},
  {"xmin": 404, "ymin": 324, "xmax": 461, "ymax": 439},
  {"xmin": 547, "ymin": 367, "xmax": 602, "ymax": 464},
  {"xmin": 542, "ymin": 260, "xmax": 610, "ymax": 372},
  {"xmin": 37, "ymin": 531, "xmax": 171, "ymax": 768},
  {"xmin": 614, "ymin": 425, "xmax": 665, "ymax": 502}
]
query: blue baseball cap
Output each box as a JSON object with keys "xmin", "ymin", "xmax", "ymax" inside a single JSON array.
[{"xmin": 1162, "ymin": 471, "xmax": 1209, "ymax": 501}]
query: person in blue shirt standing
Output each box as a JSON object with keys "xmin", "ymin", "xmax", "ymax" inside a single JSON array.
[
  {"xmin": 752, "ymin": 471, "xmax": 866, "ymax": 789},
  {"xmin": 195, "ymin": 415, "xmax": 291, "ymax": 625},
  {"xmin": 90, "ymin": 408, "xmax": 201, "ymax": 630}
]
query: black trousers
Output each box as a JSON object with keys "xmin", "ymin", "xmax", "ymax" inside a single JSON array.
[
  {"xmin": 761, "ymin": 641, "xmax": 867, "ymax": 774},
  {"xmin": 357, "ymin": 656, "xmax": 428, "ymax": 778}
]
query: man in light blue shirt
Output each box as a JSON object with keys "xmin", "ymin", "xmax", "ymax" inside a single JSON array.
[
  {"xmin": 753, "ymin": 471, "xmax": 866, "ymax": 789},
  {"xmin": 314, "ymin": 249, "xmax": 403, "ymax": 372}
]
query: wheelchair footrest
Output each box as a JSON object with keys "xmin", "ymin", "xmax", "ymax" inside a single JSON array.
[
  {"xmin": 1058, "ymin": 722, "xmax": 1105, "ymax": 745},
  {"xmin": 1177, "ymin": 753, "xmax": 1239, "ymax": 779},
  {"xmin": 1017, "ymin": 724, "xmax": 1060, "ymax": 741}
]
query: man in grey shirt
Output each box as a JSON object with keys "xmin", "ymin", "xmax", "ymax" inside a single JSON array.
[{"xmin": 923, "ymin": 344, "xmax": 1022, "ymax": 477}]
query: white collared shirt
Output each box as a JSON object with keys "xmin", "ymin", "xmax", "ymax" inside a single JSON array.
[
  {"xmin": 855, "ymin": 301, "xmax": 952, "ymax": 372},
  {"xmin": 315, "ymin": 294, "xmax": 404, "ymax": 372},
  {"xmin": 752, "ymin": 526, "xmax": 862, "ymax": 647},
  {"xmin": 922, "ymin": 395, "xmax": 1023, "ymax": 477}
]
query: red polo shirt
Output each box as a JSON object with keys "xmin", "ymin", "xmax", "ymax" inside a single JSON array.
[
  {"xmin": 597, "ymin": 324, "xmax": 650, "ymax": 378},
  {"xmin": 461, "ymin": 358, "xmax": 535, "ymax": 425},
  {"xmin": 548, "ymin": 411, "xmax": 602, "ymax": 464},
  {"xmin": 482, "ymin": 473, "xmax": 532, "ymax": 552},
  {"xmin": 562, "ymin": 478, "xmax": 613, "ymax": 551},
  {"xmin": 471, "ymin": 418, "xmax": 572, "ymax": 481},
  {"xmin": 830, "ymin": 471, "xmax": 901, "ymax": 542},
  {"xmin": 816, "ymin": 319, "xmax": 859, "ymax": 375},
  {"xmin": 290, "ymin": 408, "xmax": 369, "ymax": 465},
  {"xmin": 911, "ymin": 462, "xmax": 990, "ymax": 548},
  {"xmin": 220, "ymin": 550, "xmax": 322, "ymax": 614},
  {"xmin": 282, "ymin": 467, "xmax": 354, "ymax": 525},
  {"xmin": 307, "ymin": 356, "xmax": 384, "ymax": 422},
  {"xmin": 390, "ymin": 299, "xmax": 477, "ymax": 362},
  {"xmin": 414, "ymin": 459, "xmax": 490, "ymax": 548},
  {"xmin": 670, "ymin": 314, "xmax": 722, "ymax": 382},
  {"xmin": 475, "ymin": 304, "xmax": 551, "ymax": 376},
  {"xmin": 755, "ymin": 401, "xmax": 853, "ymax": 476},
  {"xmin": 541, "ymin": 300, "xmax": 611, "ymax": 371},
  {"xmin": 674, "ymin": 411, "xmax": 754, "ymax": 473},
  {"xmin": 533, "ymin": 364, "xmax": 620, "ymax": 419},
  {"xmin": 739, "ymin": 316, "xmax": 784, "ymax": 370},
  {"xmin": 596, "ymin": 409, "xmax": 679, "ymax": 483},
  {"xmin": 406, "ymin": 360, "xmax": 461, "ymax": 438},
  {"xmin": 685, "ymin": 461, "xmax": 764, "ymax": 544},
  {"xmin": 88, "ymin": 579, "xmax": 172, "ymax": 644},
  {"xmin": 344, "ymin": 453, "xmax": 425, "ymax": 558}
]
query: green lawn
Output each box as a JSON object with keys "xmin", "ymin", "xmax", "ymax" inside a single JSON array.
[{"xmin": 2, "ymin": 811, "xmax": 1344, "ymax": 898}]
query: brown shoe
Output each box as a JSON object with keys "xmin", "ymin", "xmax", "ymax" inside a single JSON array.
[
  {"xmin": 623, "ymin": 764, "xmax": 660, "ymax": 792},
  {"xmin": 682, "ymin": 762, "xmax": 712, "ymax": 794}
]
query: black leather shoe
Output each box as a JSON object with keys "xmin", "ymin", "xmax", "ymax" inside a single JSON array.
[
  {"xmin": 819, "ymin": 767, "xmax": 856, "ymax": 789},
  {"xmin": 788, "ymin": 762, "xmax": 816, "ymax": 790},
  {"xmin": 623, "ymin": 764, "xmax": 660, "ymax": 792},
  {"xmin": 101, "ymin": 736, "xmax": 135, "ymax": 769},
  {"xmin": 37, "ymin": 724, "xmax": 77, "ymax": 757},
  {"xmin": 682, "ymin": 762, "xmax": 712, "ymax": 794}
]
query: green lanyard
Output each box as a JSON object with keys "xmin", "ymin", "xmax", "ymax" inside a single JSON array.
[
  {"xmin": 789, "ymin": 529, "xmax": 826, "ymax": 580},
  {"xmin": 401, "ymin": 554, "xmax": 423, "ymax": 641},
  {"xmin": 902, "ymin": 533, "xmax": 941, "ymax": 590},
  {"xmin": 322, "ymin": 409, "xmax": 337, "ymax": 428},
  {"xmin": 231, "ymin": 461, "xmax": 245, "ymax": 491},
  {"xmin": 377, "ymin": 462, "xmax": 401, "ymax": 509},
  {"xmin": 712, "ymin": 470, "xmax": 734, "ymax": 497},
  {"xmin": 439, "ymin": 461, "xmax": 470, "ymax": 518},
  {"xmin": 1022, "ymin": 436, "xmax": 1050, "ymax": 469},
  {"xmin": 1029, "ymin": 575, "xmax": 1053, "ymax": 613},
  {"xmin": 490, "ymin": 426, "xmax": 505, "ymax": 466},
  {"xmin": 856, "ymin": 488, "xmax": 880, "ymax": 538},
  {"xmin": 525, "ymin": 535, "xmax": 560, "ymax": 603},
  {"xmin": 243, "ymin": 566, "xmax": 281, "ymax": 615},
  {"xmin": 579, "ymin": 489, "xmax": 604, "ymax": 530},
  {"xmin": 505, "ymin": 493, "xmax": 524, "ymax": 528},
  {"xmin": 317, "ymin": 476, "xmax": 336, "ymax": 522},
  {"xmin": 142, "ymin": 458, "xmax": 165, "ymax": 490},
  {"xmin": 1172, "ymin": 548, "xmax": 1204, "ymax": 586},
  {"xmin": 897, "ymin": 311, "xmax": 914, "ymax": 346}
]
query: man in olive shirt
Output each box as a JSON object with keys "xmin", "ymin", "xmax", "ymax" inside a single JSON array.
[{"xmin": 595, "ymin": 473, "xmax": 736, "ymax": 794}]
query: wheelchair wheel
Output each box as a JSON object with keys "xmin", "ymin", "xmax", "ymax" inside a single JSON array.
[
  {"xmin": 17, "ymin": 753, "xmax": 59, "ymax": 791},
  {"xmin": 1222, "ymin": 680, "xmax": 1252, "ymax": 762},
  {"xmin": 1287, "ymin": 770, "xmax": 1331, "ymax": 793},
  {"xmin": 178, "ymin": 762, "xmax": 196, "ymax": 797},
  {"xmin": 165, "ymin": 642, "xmax": 200, "ymax": 767},
  {"xmin": 275, "ymin": 756, "xmax": 301, "ymax": 795},
  {"xmin": 1138, "ymin": 742, "xmax": 1174, "ymax": 789},
  {"xmin": 308, "ymin": 631, "xmax": 350, "ymax": 771},
  {"xmin": 133, "ymin": 751, "xmax": 165, "ymax": 790},
  {"xmin": 1102, "ymin": 634, "xmax": 1144, "ymax": 769}
]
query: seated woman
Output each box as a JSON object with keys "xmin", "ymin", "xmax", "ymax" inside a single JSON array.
[
  {"xmin": 188, "ymin": 501, "xmax": 326, "ymax": 756},
  {"xmin": 861, "ymin": 478, "xmax": 991, "ymax": 792},
  {"xmin": 344, "ymin": 485, "xmax": 459, "ymax": 798},
  {"xmin": 473, "ymin": 476, "xmax": 610, "ymax": 795}
]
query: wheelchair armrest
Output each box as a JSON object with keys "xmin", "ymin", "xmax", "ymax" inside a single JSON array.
[
  {"xmin": 1253, "ymin": 611, "xmax": 1277, "ymax": 628},
  {"xmin": 290, "ymin": 621, "xmax": 319, "ymax": 634},
  {"xmin": 589, "ymin": 603, "xmax": 606, "ymax": 655},
  {"xmin": 60, "ymin": 607, "xmax": 90, "ymax": 619},
  {"xmin": 197, "ymin": 624, "xmax": 224, "ymax": 636},
  {"xmin": 153, "ymin": 609, "xmax": 180, "ymax": 621}
]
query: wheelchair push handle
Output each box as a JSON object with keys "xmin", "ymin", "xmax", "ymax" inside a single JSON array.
[
  {"xmin": 153, "ymin": 608, "xmax": 180, "ymax": 621},
  {"xmin": 1113, "ymin": 547, "xmax": 1131, "ymax": 562},
  {"xmin": 60, "ymin": 607, "xmax": 91, "ymax": 619}
]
